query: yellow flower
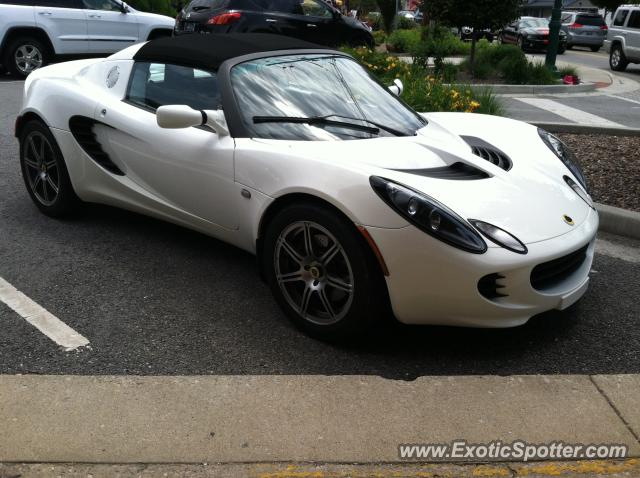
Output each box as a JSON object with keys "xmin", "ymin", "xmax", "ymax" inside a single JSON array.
[{"xmin": 470, "ymin": 101, "xmax": 481, "ymax": 108}]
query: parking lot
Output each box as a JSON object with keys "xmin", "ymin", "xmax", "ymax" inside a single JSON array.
[{"xmin": 1, "ymin": 79, "xmax": 639, "ymax": 380}]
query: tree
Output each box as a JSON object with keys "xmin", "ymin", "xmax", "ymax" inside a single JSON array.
[
  {"xmin": 424, "ymin": 0, "xmax": 520, "ymax": 75},
  {"xmin": 127, "ymin": 0, "xmax": 176, "ymax": 16},
  {"xmin": 376, "ymin": 0, "xmax": 397, "ymax": 33}
]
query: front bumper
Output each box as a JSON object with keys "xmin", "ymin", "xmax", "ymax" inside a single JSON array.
[{"xmin": 367, "ymin": 207, "xmax": 598, "ymax": 327}]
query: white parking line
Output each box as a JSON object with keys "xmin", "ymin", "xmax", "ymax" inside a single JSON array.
[
  {"xmin": 514, "ymin": 98, "xmax": 627, "ymax": 128},
  {"xmin": 0, "ymin": 277, "xmax": 89, "ymax": 351}
]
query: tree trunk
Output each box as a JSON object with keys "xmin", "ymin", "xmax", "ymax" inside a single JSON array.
[{"xmin": 469, "ymin": 31, "xmax": 478, "ymax": 77}]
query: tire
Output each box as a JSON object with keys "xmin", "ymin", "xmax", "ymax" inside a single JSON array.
[
  {"xmin": 4, "ymin": 36, "xmax": 49, "ymax": 78},
  {"xmin": 610, "ymin": 44, "xmax": 628, "ymax": 71},
  {"xmin": 498, "ymin": 33, "xmax": 504, "ymax": 44},
  {"xmin": 19, "ymin": 120, "xmax": 82, "ymax": 217},
  {"xmin": 590, "ymin": 46, "xmax": 600, "ymax": 52},
  {"xmin": 566, "ymin": 44, "xmax": 573, "ymax": 50},
  {"xmin": 262, "ymin": 202, "xmax": 387, "ymax": 341},
  {"xmin": 558, "ymin": 46, "xmax": 566, "ymax": 54},
  {"xmin": 517, "ymin": 36, "xmax": 526, "ymax": 51}
]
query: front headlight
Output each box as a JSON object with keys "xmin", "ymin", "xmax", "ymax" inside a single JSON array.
[
  {"xmin": 538, "ymin": 128, "xmax": 588, "ymax": 191},
  {"xmin": 370, "ymin": 176, "xmax": 487, "ymax": 254}
]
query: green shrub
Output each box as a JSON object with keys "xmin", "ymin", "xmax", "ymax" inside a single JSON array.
[
  {"xmin": 526, "ymin": 61, "xmax": 557, "ymax": 85},
  {"xmin": 340, "ymin": 46, "xmax": 502, "ymax": 115},
  {"xmin": 386, "ymin": 29, "xmax": 421, "ymax": 53},
  {"xmin": 410, "ymin": 26, "xmax": 470, "ymax": 72},
  {"xmin": 394, "ymin": 14, "xmax": 418, "ymax": 30},
  {"xmin": 497, "ymin": 53, "xmax": 530, "ymax": 84},
  {"xmin": 558, "ymin": 65, "xmax": 579, "ymax": 78},
  {"xmin": 440, "ymin": 62, "xmax": 460, "ymax": 83},
  {"xmin": 372, "ymin": 30, "xmax": 387, "ymax": 46}
]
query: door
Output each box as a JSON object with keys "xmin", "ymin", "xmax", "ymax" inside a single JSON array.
[
  {"xmin": 260, "ymin": 0, "xmax": 311, "ymax": 41},
  {"xmin": 96, "ymin": 61, "xmax": 239, "ymax": 229},
  {"xmin": 82, "ymin": 0, "xmax": 139, "ymax": 53},
  {"xmin": 626, "ymin": 10, "xmax": 640, "ymax": 60},
  {"xmin": 34, "ymin": 0, "xmax": 88, "ymax": 54},
  {"xmin": 297, "ymin": 0, "xmax": 336, "ymax": 45}
]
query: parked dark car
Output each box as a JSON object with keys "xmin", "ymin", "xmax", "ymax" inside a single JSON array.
[
  {"xmin": 458, "ymin": 27, "xmax": 495, "ymax": 42},
  {"xmin": 174, "ymin": 0, "xmax": 374, "ymax": 48},
  {"xmin": 499, "ymin": 17, "xmax": 567, "ymax": 53}
]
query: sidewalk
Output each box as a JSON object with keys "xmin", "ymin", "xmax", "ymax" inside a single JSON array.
[{"xmin": 1, "ymin": 374, "xmax": 639, "ymax": 464}]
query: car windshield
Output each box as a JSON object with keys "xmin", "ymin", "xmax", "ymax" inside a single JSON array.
[
  {"xmin": 230, "ymin": 54, "xmax": 427, "ymax": 140},
  {"xmin": 521, "ymin": 18, "xmax": 548, "ymax": 28}
]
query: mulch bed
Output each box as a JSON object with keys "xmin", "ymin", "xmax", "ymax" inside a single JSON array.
[{"xmin": 557, "ymin": 133, "xmax": 640, "ymax": 213}]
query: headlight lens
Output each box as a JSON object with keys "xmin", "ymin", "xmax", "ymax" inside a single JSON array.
[
  {"xmin": 538, "ymin": 128, "xmax": 588, "ymax": 191},
  {"xmin": 370, "ymin": 176, "xmax": 487, "ymax": 254},
  {"xmin": 564, "ymin": 175, "xmax": 594, "ymax": 208},
  {"xmin": 468, "ymin": 220, "xmax": 528, "ymax": 254}
]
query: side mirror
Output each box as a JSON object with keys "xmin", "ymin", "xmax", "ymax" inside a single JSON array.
[
  {"xmin": 156, "ymin": 105, "xmax": 229, "ymax": 136},
  {"xmin": 388, "ymin": 78, "xmax": 403, "ymax": 96},
  {"xmin": 120, "ymin": 1, "xmax": 129, "ymax": 12}
]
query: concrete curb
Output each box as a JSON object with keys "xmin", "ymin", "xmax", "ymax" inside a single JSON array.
[
  {"xmin": 532, "ymin": 122, "xmax": 640, "ymax": 136},
  {"xmin": 469, "ymin": 82, "xmax": 597, "ymax": 94},
  {"xmin": 596, "ymin": 203, "xmax": 640, "ymax": 241}
]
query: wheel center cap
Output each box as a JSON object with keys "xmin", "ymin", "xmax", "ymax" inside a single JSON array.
[{"xmin": 309, "ymin": 266, "xmax": 321, "ymax": 279}]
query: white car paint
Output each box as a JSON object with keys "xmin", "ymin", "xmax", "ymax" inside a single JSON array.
[{"xmin": 18, "ymin": 45, "xmax": 598, "ymax": 327}]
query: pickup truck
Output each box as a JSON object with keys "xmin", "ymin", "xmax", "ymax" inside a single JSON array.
[{"xmin": 0, "ymin": 0, "xmax": 174, "ymax": 77}]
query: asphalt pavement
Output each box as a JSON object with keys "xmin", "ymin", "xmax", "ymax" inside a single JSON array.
[{"xmin": 1, "ymin": 79, "xmax": 639, "ymax": 379}]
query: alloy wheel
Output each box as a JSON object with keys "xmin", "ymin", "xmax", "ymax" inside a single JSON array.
[
  {"xmin": 22, "ymin": 131, "xmax": 60, "ymax": 206},
  {"xmin": 611, "ymin": 49, "xmax": 621, "ymax": 68},
  {"xmin": 15, "ymin": 44, "xmax": 43, "ymax": 75},
  {"xmin": 274, "ymin": 221, "xmax": 354, "ymax": 325}
]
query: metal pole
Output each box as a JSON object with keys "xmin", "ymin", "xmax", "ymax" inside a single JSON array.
[{"xmin": 545, "ymin": 0, "xmax": 563, "ymax": 72}]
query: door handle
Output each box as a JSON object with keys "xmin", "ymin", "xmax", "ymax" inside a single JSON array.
[
  {"xmin": 306, "ymin": 23, "xmax": 317, "ymax": 27},
  {"xmin": 38, "ymin": 11, "xmax": 52, "ymax": 15},
  {"xmin": 265, "ymin": 18, "xmax": 277, "ymax": 22},
  {"xmin": 88, "ymin": 13, "xmax": 102, "ymax": 18}
]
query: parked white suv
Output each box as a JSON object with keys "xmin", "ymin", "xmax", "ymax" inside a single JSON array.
[
  {"xmin": 605, "ymin": 4, "xmax": 640, "ymax": 71},
  {"xmin": 0, "ymin": 0, "xmax": 175, "ymax": 77}
]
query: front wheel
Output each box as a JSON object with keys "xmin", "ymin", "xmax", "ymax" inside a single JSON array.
[
  {"xmin": 263, "ymin": 203, "xmax": 387, "ymax": 340},
  {"xmin": 610, "ymin": 44, "xmax": 628, "ymax": 71},
  {"xmin": 20, "ymin": 120, "xmax": 82, "ymax": 217},
  {"xmin": 517, "ymin": 36, "xmax": 526, "ymax": 51}
]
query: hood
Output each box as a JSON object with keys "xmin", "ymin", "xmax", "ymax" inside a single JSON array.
[
  {"xmin": 254, "ymin": 114, "xmax": 592, "ymax": 245},
  {"xmin": 131, "ymin": 9, "xmax": 176, "ymax": 25}
]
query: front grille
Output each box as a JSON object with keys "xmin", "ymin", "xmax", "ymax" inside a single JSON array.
[
  {"xmin": 461, "ymin": 136, "xmax": 513, "ymax": 171},
  {"xmin": 478, "ymin": 273, "xmax": 507, "ymax": 300},
  {"xmin": 531, "ymin": 244, "xmax": 589, "ymax": 291}
]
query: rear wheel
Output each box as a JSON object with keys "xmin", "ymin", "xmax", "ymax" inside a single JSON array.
[
  {"xmin": 610, "ymin": 44, "xmax": 628, "ymax": 71},
  {"xmin": 19, "ymin": 120, "xmax": 81, "ymax": 217},
  {"xmin": 4, "ymin": 36, "xmax": 49, "ymax": 78},
  {"xmin": 263, "ymin": 203, "xmax": 387, "ymax": 340}
]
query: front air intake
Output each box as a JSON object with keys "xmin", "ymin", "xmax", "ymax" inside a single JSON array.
[
  {"xmin": 461, "ymin": 136, "xmax": 513, "ymax": 171},
  {"xmin": 478, "ymin": 273, "xmax": 508, "ymax": 300},
  {"xmin": 531, "ymin": 244, "xmax": 589, "ymax": 291}
]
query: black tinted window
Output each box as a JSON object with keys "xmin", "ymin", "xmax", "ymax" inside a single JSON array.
[
  {"xmin": 576, "ymin": 14, "xmax": 604, "ymax": 26},
  {"xmin": 82, "ymin": 0, "xmax": 121, "ymax": 10},
  {"xmin": 33, "ymin": 0, "xmax": 82, "ymax": 6},
  {"xmin": 628, "ymin": 10, "xmax": 640, "ymax": 29},
  {"xmin": 267, "ymin": 0, "xmax": 302, "ymax": 14},
  {"xmin": 127, "ymin": 62, "xmax": 221, "ymax": 111},
  {"xmin": 613, "ymin": 9, "xmax": 629, "ymax": 26},
  {"xmin": 185, "ymin": 0, "xmax": 226, "ymax": 12}
]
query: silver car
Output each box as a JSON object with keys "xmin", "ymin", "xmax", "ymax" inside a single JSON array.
[
  {"xmin": 605, "ymin": 5, "xmax": 640, "ymax": 71},
  {"xmin": 560, "ymin": 11, "xmax": 608, "ymax": 51}
]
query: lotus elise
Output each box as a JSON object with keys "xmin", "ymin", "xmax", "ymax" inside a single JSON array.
[{"xmin": 15, "ymin": 34, "xmax": 598, "ymax": 339}]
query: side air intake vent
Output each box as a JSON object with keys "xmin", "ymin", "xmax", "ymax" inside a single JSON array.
[
  {"xmin": 396, "ymin": 162, "xmax": 489, "ymax": 180},
  {"xmin": 461, "ymin": 136, "xmax": 512, "ymax": 171},
  {"xmin": 478, "ymin": 273, "xmax": 508, "ymax": 300},
  {"xmin": 69, "ymin": 116, "xmax": 124, "ymax": 176}
]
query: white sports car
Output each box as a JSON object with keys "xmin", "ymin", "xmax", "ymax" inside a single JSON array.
[{"xmin": 16, "ymin": 33, "xmax": 598, "ymax": 339}]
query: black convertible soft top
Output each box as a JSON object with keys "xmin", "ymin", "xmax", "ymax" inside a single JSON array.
[{"xmin": 133, "ymin": 33, "xmax": 330, "ymax": 71}]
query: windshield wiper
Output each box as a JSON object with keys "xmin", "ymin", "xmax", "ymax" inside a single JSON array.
[
  {"xmin": 252, "ymin": 115, "xmax": 379, "ymax": 135},
  {"xmin": 321, "ymin": 114, "xmax": 411, "ymax": 137}
]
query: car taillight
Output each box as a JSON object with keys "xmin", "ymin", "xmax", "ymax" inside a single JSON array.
[
  {"xmin": 207, "ymin": 12, "xmax": 241, "ymax": 25},
  {"xmin": 600, "ymin": 24, "xmax": 608, "ymax": 30},
  {"xmin": 569, "ymin": 22, "xmax": 583, "ymax": 29}
]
